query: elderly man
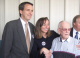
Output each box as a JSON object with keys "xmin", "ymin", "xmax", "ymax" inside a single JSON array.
[
  {"xmin": 50, "ymin": 21, "xmax": 80, "ymax": 58},
  {"xmin": 41, "ymin": 21, "xmax": 80, "ymax": 58}
]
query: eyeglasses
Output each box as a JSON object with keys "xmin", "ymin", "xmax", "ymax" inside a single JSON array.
[{"xmin": 61, "ymin": 28, "xmax": 71, "ymax": 31}]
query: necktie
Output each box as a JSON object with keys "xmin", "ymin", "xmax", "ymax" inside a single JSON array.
[
  {"xmin": 75, "ymin": 32, "xmax": 78, "ymax": 39},
  {"xmin": 26, "ymin": 23, "xmax": 30, "ymax": 53}
]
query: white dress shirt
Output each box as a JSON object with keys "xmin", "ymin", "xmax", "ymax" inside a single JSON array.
[
  {"xmin": 73, "ymin": 28, "xmax": 80, "ymax": 40},
  {"xmin": 20, "ymin": 17, "xmax": 31, "ymax": 41}
]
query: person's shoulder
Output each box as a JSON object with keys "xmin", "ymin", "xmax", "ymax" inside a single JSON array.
[
  {"xmin": 28, "ymin": 22, "xmax": 35, "ymax": 28},
  {"xmin": 70, "ymin": 36, "xmax": 78, "ymax": 42},
  {"xmin": 6, "ymin": 19, "xmax": 19, "ymax": 25},
  {"xmin": 29, "ymin": 22, "xmax": 34, "ymax": 26},
  {"xmin": 52, "ymin": 37, "xmax": 60, "ymax": 44},
  {"xmin": 51, "ymin": 30, "xmax": 59, "ymax": 35},
  {"xmin": 5, "ymin": 19, "xmax": 19, "ymax": 27},
  {"xmin": 50, "ymin": 30, "xmax": 60, "ymax": 37},
  {"xmin": 53, "ymin": 37, "xmax": 60, "ymax": 41},
  {"xmin": 51, "ymin": 30, "xmax": 56, "ymax": 33}
]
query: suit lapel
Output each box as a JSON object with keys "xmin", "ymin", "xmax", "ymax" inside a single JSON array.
[
  {"xmin": 28, "ymin": 22, "xmax": 34, "ymax": 53},
  {"xmin": 70, "ymin": 28, "xmax": 73, "ymax": 37},
  {"xmin": 17, "ymin": 19, "xmax": 28, "ymax": 52}
]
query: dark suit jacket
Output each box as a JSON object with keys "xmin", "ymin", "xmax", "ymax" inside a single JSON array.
[
  {"xmin": 70, "ymin": 28, "xmax": 73, "ymax": 37},
  {"xmin": 1, "ymin": 19, "xmax": 35, "ymax": 58}
]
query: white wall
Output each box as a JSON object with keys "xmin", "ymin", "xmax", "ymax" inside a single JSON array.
[
  {"xmin": 50, "ymin": 0, "xmax": 79, "ymax": 32},
  {"xmin": 5, "ymin": 0, "xmax": 19, "ymax": 23},
  {"xmin": 0, "ymin": 0, "xmax": 80, "ymax": 40},
  {"xmin": 65, "ymin": 0, "xmax": 79, "ymax": 27},
  {"xmin": 0, "ymin": 0, "xmax": 5, "ymax": 40},
  {"xmin": 50, "ymin": 0, "xmax": 64, "ymax": 32},
  {"xmin": 35, "ymin": 0, "xmax": 50, "ymax": 23}
]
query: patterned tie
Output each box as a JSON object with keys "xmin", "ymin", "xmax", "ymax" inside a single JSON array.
[
  {"xmin": 75, "ymin": 32, "xmax": 78, "ymax": 39},
  {"xmin": 26, "ymin": 23, "xmax": 30, "ymax": 53}
]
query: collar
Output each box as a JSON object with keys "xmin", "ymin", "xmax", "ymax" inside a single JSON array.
[
  {"xmin": 59, "ymin": 36, "xmax": 71, "ymax": 42},
  {"xmin": 73, "ymin": 28, "xmax": 80, "ymax": 34},
  {"xmin": 20, "ymin": 17, "xmax": 26, "ymax": 25}
]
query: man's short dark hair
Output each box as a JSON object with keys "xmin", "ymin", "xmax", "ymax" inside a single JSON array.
[
  {"xmin": 19, "ymin": 2, "xmax": 33, "ymax": 17},
  {"xmin": 72, "ymin": 15, "xmax": 80, "ymax": 26}
]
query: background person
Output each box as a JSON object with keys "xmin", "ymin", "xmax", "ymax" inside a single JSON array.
[
  {"xmin": 70, "ymin": 15, "xmax": 80, "ymax": 49},
  {"xmin": 70, "ymin": 15, "xmax": 80, "ymax": 40}
]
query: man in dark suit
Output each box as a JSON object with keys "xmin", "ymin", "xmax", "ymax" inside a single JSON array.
[
  {"xmin": 70, "ymin": 15, "xmax": 80, "ymax": 51},
  {"xmin": 70, "ymin": 15, "xmax": 80, "ymax": 39},
  {"xmin": 2, "ymin": 2, "xmax": 35, "ymax": 58}
]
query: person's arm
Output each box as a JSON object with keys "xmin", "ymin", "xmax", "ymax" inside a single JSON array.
[
  {"xmin": 2, "ymin": 22, "xmax": 13, "ymax": 58},
  {"xmin": 51, "ymin": 30, "xmax": 60, "ymax": 38}
]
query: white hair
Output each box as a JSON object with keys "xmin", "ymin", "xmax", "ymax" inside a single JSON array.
[{"xmin": 58, "ymin": 20, "xmax": 70, "ymax": 29}]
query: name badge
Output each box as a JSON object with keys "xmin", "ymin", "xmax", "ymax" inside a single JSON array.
[{"xmin": 42, "ymin": 41, "xmax": 46, "ymax": 46}]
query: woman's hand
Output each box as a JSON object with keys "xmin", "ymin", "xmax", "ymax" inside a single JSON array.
[
  {"xmin": 45, "ymin": 50, "xmax": 52, "ymax": 58},
  {"xmin": 40, "ymin": 48, "xmax": 49, "ymax": 54},
  {"xmin": 40, "ymin": 48, "xmax": 52, "ymax": 58}
]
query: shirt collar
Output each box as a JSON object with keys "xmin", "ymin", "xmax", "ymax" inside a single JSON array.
[
  {"xmin": 59, "ymin": 36, "xmax": 71, "ymax": 42},
  {"xmin": 73, "ymin": 28, "xmax": 80, "ymax": 34},
  {"xmin": 20, "ymin": 17, "xmax": 26, "ymax": 25}
]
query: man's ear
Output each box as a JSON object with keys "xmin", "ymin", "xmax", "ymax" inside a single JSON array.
[
  {"xmin": 20, "ymin": 10, "xmax": 22, "ymax": 15},
  {"xmin": 73, "ymin": 23, "xmax": 75, "ymax": 26}
]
